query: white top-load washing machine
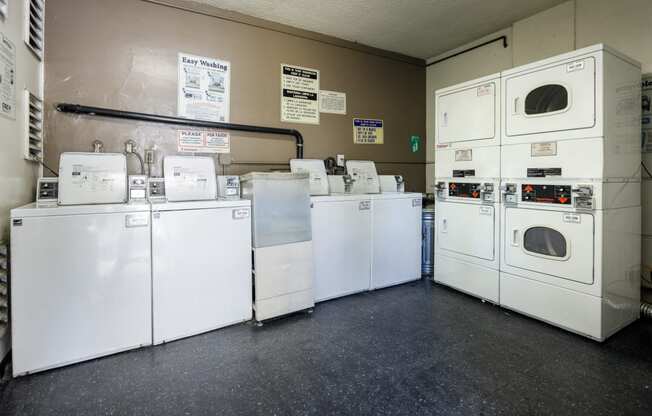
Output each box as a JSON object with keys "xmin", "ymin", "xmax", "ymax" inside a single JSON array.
[
  {"xmin": 291, "ymin": 159, "xmax": 372, "ymax": 302},
  {"xmin": 241, "ymin": 172, "xmax": 314, "ymax": 322},
  {"xmin": 498, "ymin": 45, "xmax": 641, "ymax": 341},
  {"xmin": 345, "ymin": 161, "xmax": 423, "ymax": 290},
  {"xmin": 434, "ymin": 74, "xmax": 501, "ymax": 302},
  {"xmin": 10, "ymin": 153, "xmax": 152, "ymax": 376},
  {"xmin": 151, "ymin": 156, "xmax": 252, "ymax": 344}
]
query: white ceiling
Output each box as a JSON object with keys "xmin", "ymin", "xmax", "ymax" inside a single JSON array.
[{"xmin": 191, "ymin": 0, "xmax": 567, "ymax": 59}]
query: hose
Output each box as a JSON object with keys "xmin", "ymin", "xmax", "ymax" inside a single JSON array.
[{"xmin": 125, "ymin": 151, "xmax": 145, "ymax": 175}]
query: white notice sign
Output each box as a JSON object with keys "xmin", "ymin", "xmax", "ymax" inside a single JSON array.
[
  {"xmin": 178, "ymin": 52, "xmax": 231, "ymax": 123},
  {"xmin": 319, "ymin": 90, "xmax": 346, "ymax": 114},
  {"xmin": 353, "ymin": 118, "xmax": 384, "ymax": 144},
  {"xmin": 0, "ymin": 32, "xmax": 16, "ymax": 120},
  {"xmin": 177, "ymin": 130, "xmax": 231, "ymax": 154},
  {"xmin": 281, "ymin": 64, "xmax": 320, "ymax": 125}
]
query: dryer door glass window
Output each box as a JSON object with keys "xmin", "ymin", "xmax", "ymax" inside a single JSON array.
[
  {"xmin": 523, "ymin": 226, "xmax": 567, "ymax": 258},
  {"xmin": 525, "ymin": 84, "xmax": 568, "ymax": 115}
]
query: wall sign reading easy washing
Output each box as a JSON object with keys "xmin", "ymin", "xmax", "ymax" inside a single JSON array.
[
  {"xmin": 353, "ymin": 118, "xmax": 384, "ymax": 144},
  {"xmin": 177, "ymin": 53, "xmax": 231, "ymax": 123},
  {"xmin": 281, "ymin": 64, "xmax": 320, "ymax": 125}
]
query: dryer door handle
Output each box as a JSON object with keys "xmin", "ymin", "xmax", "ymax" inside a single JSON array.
[
  {"xmin": 511, "ymin": 229, "xmax": 519, "ymax": 246},
  {"xmin": 441, "ymin": 218, "xmax": 448, "ymax": 233},
  {"xmin": 513, "ymin": 97, "xmax": 520, "ymax": 115}
]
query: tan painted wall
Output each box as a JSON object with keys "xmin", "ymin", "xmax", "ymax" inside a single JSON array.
[
  {"xmin": 512, "ymin": 1, "xmax": 575, "ymax": 66},
  {"xmin": 0, "ymin": 4, "xmax": 41, "ymax": 241},
  {"xmin": 43, "ymin": 0, "xmax": 426, "ymax": 192}
]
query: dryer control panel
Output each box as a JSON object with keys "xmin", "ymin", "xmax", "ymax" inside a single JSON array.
[
  {"xmin": 502, "ymin": 183, "xmax": 594, "ymax": 209},
  {"xmin": 437, "ymin": 181, "xmax": 495, "ymax": 202},
  {"xmin": 521, "ymin": 184, "xmax": 571, "ymax": 205},
  {"xmin": 449, "ymin": 182, "xmax": 481, "ymax": 199}
]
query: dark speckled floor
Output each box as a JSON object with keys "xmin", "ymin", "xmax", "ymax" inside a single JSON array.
[{"xmin": 1, "ymin": 280, "xmax": 652, "ymax": 415}]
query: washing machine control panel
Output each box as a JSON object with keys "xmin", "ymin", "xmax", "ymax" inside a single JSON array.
[
  {"xmin": 147, "ymin": 177, "xmax": 166, "ymax": 201},
  {"xmin": 128, "ymin": 175, "xmax": 148, "ymax": 202}
]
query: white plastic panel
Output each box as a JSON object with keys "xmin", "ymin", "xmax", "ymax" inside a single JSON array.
[
  {"xmin": 435, "ymin": 145, "xmax": 500, "ymax": 179},
  {"xmin": 11, "ymin": 209, "xmax": 152, "ymax": 376},
  {"xmin": 58, "ymin": 152, "xmax": 127, "ymax": 205},
  {"xmin": 504, "ymin": 57, "xmax": 596, "ymax": 137},
  {"xmin": 253, "ymin": 241, "xmax": 314, "ymax": 320},
  {"xmin": 346, "ymin": 160, "xmax": 380, "ymax": 194},
  {"xmin": 436, "ymin": 201, "xmax": 495, "ymax": 261},
  {"xmin": 290, "ymin": 159, "xmax": 329, "ymax": 196},
  {"xmin": 504, "ymin": 207, "xmax": 594, "ymax": 284},
  {"xmin": 434, "ymin": 254, "xmax": 499, "ymax": 303},
  {"xmin": 163, "ymin": 156, "xmax": 217, "ymax": 202},
  {"xmin": 371, "ymin": 195, "xmax": 421, "ymax": 289},
  {"xmin": 312, "ymin": 197, "xmax": 372, "ymax": 301},
  {"xmin": 437, "ymin": 81, "xmax": 496, "ymax": 144},
  {"xmin": 500, "ymin": 272, "xmax": 604, "ymax": 340},
  {"xmin": 152, "ymin": 204, "xmax": 252, "ymax": 344},
  {"xmin": 500, "ymin": 138, "xmax": 604, "ymax": 180}
]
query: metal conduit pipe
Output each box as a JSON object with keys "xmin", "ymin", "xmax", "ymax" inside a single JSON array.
[
  {"xmin": 55, "ymin": 103, "xmax": 305, "ymax": 159},
  {"xmin": 642, "ymin": 302, "xmax": 652, "ymax": 319}
]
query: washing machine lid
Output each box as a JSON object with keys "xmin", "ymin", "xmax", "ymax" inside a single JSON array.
[
  {"xmin": 163, "ymin": 156, "xmax": 217, "ymax": 202},
  {"xmin": 150, "ymin": 199, "xmax": 250, "ymax": 212},
  {"xmin": 311, "ymin": 194, "xmax": 371, "ymax": 203},
  {"xmin": 370, "ymin": 192, "xmax": 422, "ymax": 200},
  {"xmin": 11, "ymin": 202, "xmax": 150, "ymax": 218}
]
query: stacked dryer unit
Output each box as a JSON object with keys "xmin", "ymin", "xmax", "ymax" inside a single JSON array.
[
  {"xmin": 499, "ymin": 44, "xmax": 641, "ymax": 341},
  {"xmin": 345, "ymin": 160, "xmax": 423, "ymax": 290},
  {"xmin": 150, "ymin": 156, "xmax": 252, "ymax": 344},
  {"xmin": 434, "ymin": 74, "xmax": 501, "ymax": 303},
  {"xmin": 291, "ymin": 159, "xmax": 373, "ymax": 302}
]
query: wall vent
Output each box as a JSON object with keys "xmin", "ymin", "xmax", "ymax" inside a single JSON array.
[
  {"xmin": 25, "ymin": 0, "xmax": 44, "ymax": 60},
  {"xmin": 0, "ymin": 0, "xmax": 8, "ymax": 20},
  {"xmin": 25, "ymin": 90, "xmax": 43, "ymax": 162}
]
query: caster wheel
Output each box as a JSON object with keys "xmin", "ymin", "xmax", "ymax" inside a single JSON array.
[{"xmin": 255, "ymin": 321, "xmax": 264, "ymax": 327}]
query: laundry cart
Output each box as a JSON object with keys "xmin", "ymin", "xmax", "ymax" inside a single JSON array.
[{"xmin": 241, "ymin": 172, "xmax": 315, "ymax": 322}]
